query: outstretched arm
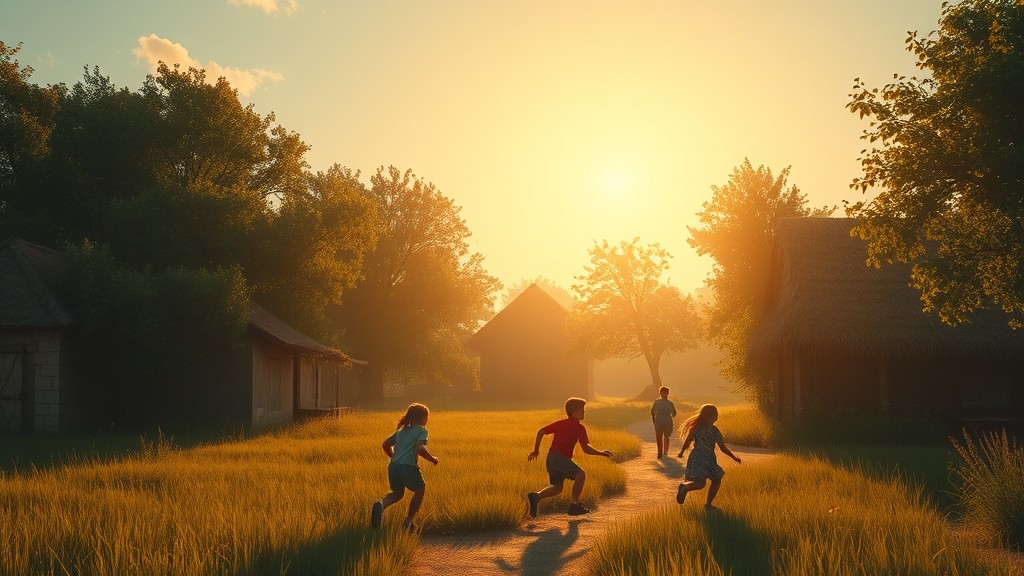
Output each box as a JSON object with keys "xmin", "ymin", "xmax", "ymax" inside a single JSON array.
[
  {"xmin": 582, "ymin": 443, "xmax": 613, "ymax": 458},
  {"xmin": 527, "ymin": 428, "xmax": 546, "ymax": 460},
  {"xmin": 416, "ymin": 441, "xmax": 439, "ymax": 465},
  {"xmin": 717, "ymin": 439, "xmax": 741, "ymax": 463}
]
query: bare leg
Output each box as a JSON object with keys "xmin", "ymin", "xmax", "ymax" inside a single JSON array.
[
  {"xmin": 705, "ymin": 478, "xmax": 721, "ymax": 509},
  {"xmin": 404, "ymin": 487, "xmax": 425, "ymax": 526},
  {"xmin": 570, "ymin": 470, "xmax": 586, "ymax": 503},
  {"xmin": 380, "ymin": 490, "xmax": 404, "ymax": 510},
  {"xmin": 536, "ymin": 482, "xmax": 564, "ymax": 500}
]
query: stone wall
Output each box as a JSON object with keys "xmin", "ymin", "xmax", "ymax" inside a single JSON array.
[{"xmin": 0, "ymin": 327, "xmax": 63, "ymax": 433}]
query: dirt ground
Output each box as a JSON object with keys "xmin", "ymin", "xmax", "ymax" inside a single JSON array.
[{"xmin": 404, "ymin": 422, "xmax": 775, "ymax": 576}]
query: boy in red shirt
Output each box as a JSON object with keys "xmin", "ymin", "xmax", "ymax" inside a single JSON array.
[{"xmin": 526, "ymin": 397, "xmax": 614, "ymax": 517}]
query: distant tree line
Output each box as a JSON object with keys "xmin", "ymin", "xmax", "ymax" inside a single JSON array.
[{"xmin": 0, "ymin": 42, "xmax": 498, "ymax": 422}]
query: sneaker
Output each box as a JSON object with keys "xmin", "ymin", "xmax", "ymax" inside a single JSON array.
[
  {"xmin": 676, "ymin": 484, "xmax": 688, "ymax": 504},
  {"xmin": 567, "ymin": 502, "xmax": 591, "ymax": 516},
  {"xmin": 371, "ymin": 501, "xmax": 383, "ymax": 529},
  {"xmin": 527, "ymin": 492, "xmax": 541, "ymax": 518}
]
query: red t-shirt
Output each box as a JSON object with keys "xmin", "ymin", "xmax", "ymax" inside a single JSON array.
[{"xmin": 543, "ymin": 417, "xmax": 589, "ymax": 459}]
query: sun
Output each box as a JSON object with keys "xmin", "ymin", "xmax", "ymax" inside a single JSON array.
[{"xmin": 600, "ymin": 166, "xmax": 632, "ymax": 202}]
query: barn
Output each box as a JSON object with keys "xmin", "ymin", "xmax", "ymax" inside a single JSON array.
[
  {"xmin": 466, "ymin": 283, "xmax": 593, "ymax": 402},
  {"xmin": 748, "ymin": 218, "xmax": 1024, "ymax": 429}
]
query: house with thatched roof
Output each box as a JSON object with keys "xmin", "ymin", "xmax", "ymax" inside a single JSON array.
[
  {"xmin": 466, "ymin": 283, "xmax": 593, "ymax": 401},
  {"xmin": 748, "ymin": 218, "xmax": 1024, "ymax": 428},
  {"xmin": 0, "ymin": 237, "xmax": 363, "ymax": 433}
]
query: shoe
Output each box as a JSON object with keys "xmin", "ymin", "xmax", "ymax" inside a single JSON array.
[
  {"xmin": 567, "ymin": 502, "xmax": 591, "ymax": 516},
  {"xmin": 371, "ymin": 501, "xmax": 383, "ymax": 529},
  {"xmin": 676, "ymin": 451, "xmax": 684, "ymax": 458},
  {"xmin": 657, "ymin": 452, "xmax": 663, "ymax": 459},
  {"xmin": 676, "ymin": 484, "xmax": 687, "ymax": 504},
  {"xmin": 527, "ymin": 492, "xmax": 541, "ymax": 519}
]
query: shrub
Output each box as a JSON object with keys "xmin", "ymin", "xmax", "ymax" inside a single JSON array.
[{"xmin": 950, "ymin": 428, "xmax": 1024, "ymax": 546}]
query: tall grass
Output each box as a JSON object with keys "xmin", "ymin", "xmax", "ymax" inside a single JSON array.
[
  {"xmin": 587, "ymin": 454, "xmax": 1009, "ymax": 575},
  {"xmin": 0, "ymin": 408, "xmax": 639, "ymax": 576},
  {"xmin": 951, "ymin": 429, "xmax": 1024, "ymax": 547}
]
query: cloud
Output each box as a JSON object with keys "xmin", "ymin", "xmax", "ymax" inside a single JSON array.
[
  {"xmin": 133, "ymin": 34, "xmax": 283, "ymax": 97},
  {"xmin": 227, "ymin": 0, "xmax": 298, "ymax": 15}
]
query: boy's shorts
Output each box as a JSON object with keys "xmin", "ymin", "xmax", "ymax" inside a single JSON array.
[
  {"xmin": 654, "ymin": 423, "xmax": 674, "ymax": 436},
  {"xmin": 545, "ymin": 453, "xmax": 583, "ymax": 484},
  {"xmin": 388, "ymin": 462, "xmax": 425, "ymax": 492}
]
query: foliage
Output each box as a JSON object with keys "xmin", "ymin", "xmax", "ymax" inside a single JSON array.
[
  {"xmin": 334, "ymin": 166, "xmax": 501, "ymax": 401},
  {"xmin": 501, "ymin": 276, "xmax": 575, "ymax": 309},
  {"xmin": 61, "ymin": 242, "xmax": 249, "ymax": 427},
  {"xmin": 846, "ymin": 0, "xmax": 1024, "ymax": 328},
  {"xmin": 687, "ymin": 159, "xmax": 832, "ymax": 409},
  {"xmin": 951, "ymin": 429, "xmax": 1024, "ymax": 546},
  {"xmin": 0, "ymin": 409, "xmax": 639, "ymax": 575},
  {"xmin": 570, "ymin": 238, "xmax": 701, "ymax": 399},
  {"xmin": 586, "ymin": 454, "xmax": 998, "ymax": 576}
]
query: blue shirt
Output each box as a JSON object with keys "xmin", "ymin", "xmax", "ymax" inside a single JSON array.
[{"xmin": 387, "ymin": 424, "xmax": 428, "ymax": 466}]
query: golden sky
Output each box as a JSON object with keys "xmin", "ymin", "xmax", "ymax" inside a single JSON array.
[{"xmin": 2, "ymin": 0, "xmax": 944, "ymax": 294}]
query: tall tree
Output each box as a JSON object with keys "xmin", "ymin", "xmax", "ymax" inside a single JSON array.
[
  {"xmin": 335, "ymin": 166, "xmax": 500, "ymax": 402},
  {"xmin": 687, "ymin": 159, "xmax": 831, "ymax": 408},
  {"xmin": 847, "ymin": 0, "xmax": 1024, "ymax": 328},
  {"xmin": 570, "ymin": 238, "xmax": 700, "ymax": 400},
  {"xmin": 0, "ymin": 41, "xmax": 63, "ymax": 239}
]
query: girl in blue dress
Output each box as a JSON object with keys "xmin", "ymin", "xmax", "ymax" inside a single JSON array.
[{"xmin": 675, "ymin": 404, "xmax": 741, "ymax": 510}]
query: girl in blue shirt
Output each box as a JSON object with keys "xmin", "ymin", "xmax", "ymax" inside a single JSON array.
[{"xmin": 371, "ymin": 403, "xmax": 439, "ymax": 531}]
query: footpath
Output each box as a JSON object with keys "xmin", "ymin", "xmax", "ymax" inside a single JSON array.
[{"xmin": 404, "ymin": 422, "xmax": 775, "ymax": 576}]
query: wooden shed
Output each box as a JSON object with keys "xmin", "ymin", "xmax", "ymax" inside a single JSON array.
[
  {"xmin": 0, "ymin": 237, "xmax": 363, "ymax": 432},
  {"xmin": 0, "ymin": 238, "xmax": 83, "ymax": 433},
  {"xmin": 243, "ymin": 303, "xmax": 362, "ymax": 429},
  {"xmin": 466, "ymin": 283, "xmax": 593, "ymax": 401},
  {"xmin": 748, "ymin": 218, "xmax": 1024, "ymax": 428}
]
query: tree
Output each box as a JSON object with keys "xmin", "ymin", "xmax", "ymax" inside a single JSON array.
[
  {"xmin": 570, "ymin": 238, "xmax": 700, "ymax": 400},
  {"xmin": 847, "ymin": 0, "xmax": 1024, "ymax": 328},
  {"xmin": 687, "ymin": 159, "xmax": 831, "ymax": 408},
  {"xmin": 0, "ymin": 41, "xmax": 63, "ymax": 237},
  {"xmin": 334, "ymin": 166, "xmax": 500, "ymax": 402}
]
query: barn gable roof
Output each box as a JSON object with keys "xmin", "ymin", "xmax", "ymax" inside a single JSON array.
[
  {"xmin": 0, "ymin": 238, "xmax": 75, "ymax": 328},
  {"xmin": 466, "ymin": 283, "xmax": 569, "ymax": 350},
  {"xmin": 748, "ymin": 217, "xmax": 1024, "ymax": 360}
]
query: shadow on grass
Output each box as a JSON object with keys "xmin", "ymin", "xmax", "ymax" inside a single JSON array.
[
  {"xmin": 236, "ymin": 526, "xmax": 409, "ymax": 576},
  {"xmin": 703, "ymin": 509, "xmax": 774, "ymax": 575}
]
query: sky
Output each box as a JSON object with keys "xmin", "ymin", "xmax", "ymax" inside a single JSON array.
[{"xmin": 2, "ymin": 0, "xmax": 945, "ymax": 296}]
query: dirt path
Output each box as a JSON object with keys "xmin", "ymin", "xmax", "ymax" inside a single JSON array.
[{"xmin": 404, "ymin": 422, "xmax": 775, "ymax": 576}]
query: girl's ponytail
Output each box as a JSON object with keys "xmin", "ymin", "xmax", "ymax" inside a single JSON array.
[{"xmin": 396, "ymin": 403, "xmax": 430, "ymax": 430}]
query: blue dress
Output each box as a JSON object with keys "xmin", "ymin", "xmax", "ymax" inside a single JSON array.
[{"xmin": 684, "ymin": 424, "xmax": 725, "ymax": 482}]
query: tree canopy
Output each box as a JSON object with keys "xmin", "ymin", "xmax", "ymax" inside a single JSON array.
[
  {"xmin": 570, "ymin": 238, "xmax": 700, "ymax": 399},
  {"xmin": 688, "ymin": 159, "xmax": 831, "ymax": 408},
  {"xmin": 847, "ymin": 0, "xmax": 1024, "ymax": 328},
  {"xmin": 333, "ymin": 166, "xmax": 500, "ymax": 402}
]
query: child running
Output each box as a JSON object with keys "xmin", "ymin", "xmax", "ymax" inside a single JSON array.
[
  {"xmin": 675, "ymin": 404, "xmax": 740, "ymax": 511},
  {"xmin": 526, "ymin": 397, "xmax": 614, "ymax": 518},
  {"xmin": 371, "ymin": 403, "xmax": 439, "ymax": 531},
  {"xmin": 650, "ymin": 386, "xmax": 678, "ymax": 459}
]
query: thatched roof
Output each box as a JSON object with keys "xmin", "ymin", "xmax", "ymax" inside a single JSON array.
[
  {"xmin": 247, "ymin": 303, "xmax": 356, "ymax": 362},
  {"xmin": 0, "ymin": 238, "xmax": 74, "ymax": 328},
  {"xmin": 748, "ymin": 218, "xmax": 1024, "ymax": 361}
]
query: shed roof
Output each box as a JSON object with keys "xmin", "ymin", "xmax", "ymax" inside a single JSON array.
[
  {"xmin": 0, "ymin": 238, "xmax": 74, "ymax": 328},
  {"xmin": 247, "ymin": 303, "xmax": 357, "ymax": 363},
  {"xmin": 748, "ymin": 218, "xmax": 1024, "ymax": 360}
]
